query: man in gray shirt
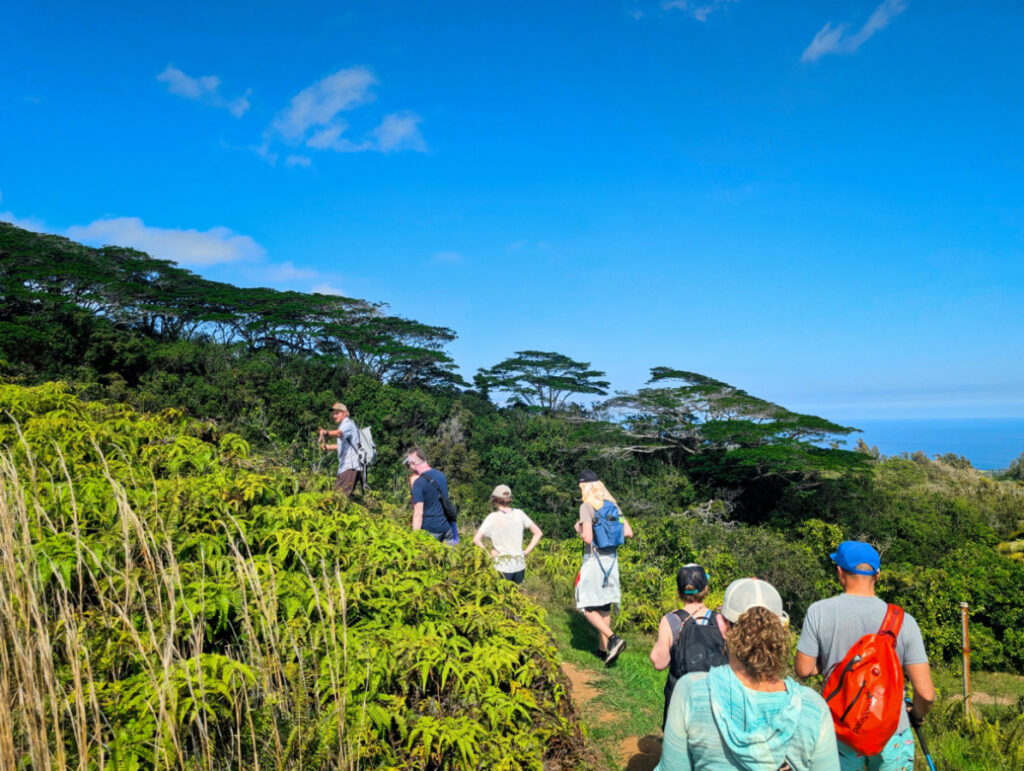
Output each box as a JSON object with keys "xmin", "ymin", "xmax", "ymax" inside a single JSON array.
[
  {"xmin": 796, "ymin": 541, "xmax": 935, "ymax": 771},
  {"xmin": 318, "ymin": 401, "xmax": 361, "ymax": 496}
]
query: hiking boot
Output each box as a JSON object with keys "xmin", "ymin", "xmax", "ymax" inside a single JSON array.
[
  {"xmin": 595, "ymin": 649, "xmax": 607, "ymax": 662},
  {"xmin": 604, "ymin": 635, "xmax": 626, "ymax": 667}
]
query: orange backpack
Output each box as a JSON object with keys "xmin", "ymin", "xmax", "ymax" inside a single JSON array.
[{"xmin": 823, "ymin": 604, "xmax": 905, "ymax": 756}]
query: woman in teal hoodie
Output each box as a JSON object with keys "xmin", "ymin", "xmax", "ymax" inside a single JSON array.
[{"xmin": 655, "ymin": 578, "xmax": 839, "ymax": 771}]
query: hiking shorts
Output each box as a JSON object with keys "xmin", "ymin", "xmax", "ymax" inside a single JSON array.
[
  {"xmin": 838, "ymin": 728, "xmax": 916, "ymax": 771},
  {"xmin": 499, "ymin": 569, "xmax": 525, "ymax": 584},
  {"xmin": 335, "ymin": 469, "xmax": 360, "ymax": 496}
]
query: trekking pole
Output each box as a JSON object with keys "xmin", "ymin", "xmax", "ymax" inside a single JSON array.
[{"xmin": 905, "ymin": 699, "xmax": 937, "ymax": 771}]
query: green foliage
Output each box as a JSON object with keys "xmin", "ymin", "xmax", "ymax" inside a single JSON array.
[
  {"xmin": 475, "ymin": 350, "xmax": 610, "ymax": 413},
  {"xmin": 0, "ymin": 381, "xmax": 587, "ymax": 770}
]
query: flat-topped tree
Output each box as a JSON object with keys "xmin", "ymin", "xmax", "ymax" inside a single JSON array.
[
  {"xmin": 476, "ymin": 350, "xmax": 610, "ymax": 413},
  {"xmin": 603, "ymin": 367, "xmax": 867, "ymax": 483}
]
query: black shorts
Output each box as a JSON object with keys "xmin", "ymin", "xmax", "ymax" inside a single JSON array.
[
  {"xmin": 499, "ymin": 570, "xmax": 525, "ymax": 584},
  {"xmin": 583, "ymin": 603, "xmax": 612, "ymax": 613}
]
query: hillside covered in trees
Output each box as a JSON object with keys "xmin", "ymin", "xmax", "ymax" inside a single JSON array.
[{"xmin": 4, "ymin": 222, "xmax": 1024, "ymax": 768}]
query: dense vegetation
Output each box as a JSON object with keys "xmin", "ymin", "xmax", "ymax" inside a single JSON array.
[
  {"xmin": 0, "ymin": 381, "xmax": 586, "ymax": 769},
  {"xmin": 3, "ymin": 221, "xmax": 1024, "ymax": 766}
]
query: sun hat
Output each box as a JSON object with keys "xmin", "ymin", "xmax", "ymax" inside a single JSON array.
[
  {"xmin": 578, "ymin": 469, "xmax": 600, "ymax": 483},
  {"xmin": 491, "ymin": 484, "xmax": 512, "ymax": 498},
  {"xmin": 830, "ymin": 541, "xmax": 881, "ymax": 576},
  {"xmin": 677, "ymin": 564, "xmax": 709, "ymax": 595},
  {"xmin": 721, "ymin": 578, "xmax": 789, "ymax": 625},
  {"xmin": 330, "ymin": 402, "xmax": 347, "ymax": 413}
]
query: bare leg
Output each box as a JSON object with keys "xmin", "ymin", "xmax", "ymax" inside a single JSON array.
[{"xmin": 584, "ymin": 608, "xmax": 614, "ymax": 651}]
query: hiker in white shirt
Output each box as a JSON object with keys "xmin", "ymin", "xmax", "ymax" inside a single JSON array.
[{"xmin": 473, "ymin": 484, "xmax": 542, "ymax": 584}]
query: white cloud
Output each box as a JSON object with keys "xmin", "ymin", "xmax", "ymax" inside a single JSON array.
[
  {"xmin": 801, "ymin": 0, "xmax": 907, "ymax": 62},
  {"xmin": 311, "ymin": 282, "xmax": 344, "ymax": 296},
  {"xmin": 66, "ymin": 217, "xmax": 265, "ymax": 267},
  {"xmin": 660, "ymin": 0, "xmax": 737, "ymax": 22},
  {"xmin": 372, "ymin": 111, "xmax": 427, "ymax": 153},
  {"xmin": 285, "ymin": 154, "xmax": 312, "ymax": 167},
  {"xmin": 157, "ymin": 65, "xmax": 251, "ymax": 117},
  {"xmin": 266, "ymin": 261, "xmax": 320, "ymax": 281},
  {"xmin": 432, "ymin": 250, "xmax": 463, "ymax": 264},
  {"xmin": 271, "ymin": 67, "xmax": 377, "ymax": 141},
  {"xmin": 304, "ymin": 121, "xmax": 372, "ymax": 152},
  {"xmin": 264, "ymin": 68, "xmax": 426, "ymax": 161},
  {"xmin": 0, "ymin": 210, "xmax": 45, "ymax": 232}
]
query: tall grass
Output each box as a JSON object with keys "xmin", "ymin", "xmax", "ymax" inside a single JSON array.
[
  {"xmin": 0, "ymin": 381, "xmax": 587, "ymax": 770},
  {"xmin": 0, "ymin": 445, "xmax": 359, "ymax": 770}
]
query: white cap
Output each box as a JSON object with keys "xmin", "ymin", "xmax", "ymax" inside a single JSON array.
[{"xmin": 721, "ymin": 578, "xmax": 789, "ymax": 626}]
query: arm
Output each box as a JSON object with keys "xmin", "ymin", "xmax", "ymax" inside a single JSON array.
[
  {"xmin": 412, "ymin": 501, "xmax": 424, "ymax": 531},
  {"xmin": 650, "ymin": 615, "xmax": 673, "ymax": 670},
  {"xmin": 905, "ymin": 661, "xmax": 935, "ymax": 722},
  {"xmin": 523, "ymin": 523, "xmax": 543, "ymax": 556},
  {"xmin": 473, "ymin": 525, "xmax": 497, "ymax": 556},
  {"xmin": 622, "ymin": 517, "xmax": 634, "ymax": 538},
  {"xmin": 795, "ymin": 651, "xmax": 819, "ymax": 679},
  {"xmin": 579, "ymin": 520, "xmax": 593, "ymax": 545}
]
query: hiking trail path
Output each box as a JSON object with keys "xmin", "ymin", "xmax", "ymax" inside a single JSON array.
[{"xmin": 561, "ymin": 660, "xmax": 662, "ymax": 771}]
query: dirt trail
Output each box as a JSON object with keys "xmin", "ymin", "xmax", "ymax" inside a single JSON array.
[{"xmin": 560, "ymin": 661, "xmax": 662, "ymax": 771}]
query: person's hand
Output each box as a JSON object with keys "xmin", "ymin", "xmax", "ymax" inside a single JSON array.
[
  {"xmin": 573, "ymin": 521, "xmax": 582, "ymax": 533},
  {"xmin": 490, "ymin": 548, "xmax": 499, "ymax": 558},
  {"xmin": 906, "ymin": 704, "xmax": 926, "ymax": 728}
]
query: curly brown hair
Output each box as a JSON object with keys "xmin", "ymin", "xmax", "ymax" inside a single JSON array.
[{"xmin": 725, "ymin": 607, "xmax": 790, "ymax": 682}]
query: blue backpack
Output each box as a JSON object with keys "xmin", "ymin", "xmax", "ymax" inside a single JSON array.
[{"xmin": 592, "ymin": 500, "xmax": 625, "ymax": 550}]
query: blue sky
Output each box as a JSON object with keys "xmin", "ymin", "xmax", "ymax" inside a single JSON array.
[{"xmin": 2, "ymin": 0, "xmax": 1023, "ymax": 419}]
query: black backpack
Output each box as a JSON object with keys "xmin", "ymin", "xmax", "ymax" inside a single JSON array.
[{"xmin": 663, "ymin": 609, "xmax": 728, "ymax": 727}]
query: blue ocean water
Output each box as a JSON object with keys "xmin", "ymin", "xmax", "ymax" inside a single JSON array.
[{"xmin": 836, "ymin": 418, "xmax": 1024, "ymax": 471}]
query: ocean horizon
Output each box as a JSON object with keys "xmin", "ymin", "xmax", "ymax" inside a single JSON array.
[{"xmin": 832, "ymin": 417, "xmax": 1024, "ymax": 471}]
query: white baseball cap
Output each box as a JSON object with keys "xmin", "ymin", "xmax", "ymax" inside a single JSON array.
[{"xmin": 721, "ymin": 577, "xmax": 789, "ymax": 626}]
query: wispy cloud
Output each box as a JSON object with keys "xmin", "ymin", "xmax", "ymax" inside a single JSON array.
[
  {"xmin": 264, "ymin": 67, "xmax": 427, "ymax": 161},
  {"xmin": 432, "ymin": 250, "xmax": 464, "ymax": 264},
  {"xmin": 801, "ymin": 0, "xmax": 907, "ymax": 62},
  {"xmin": 265, "ymin": 261, "xmax": 320, "ymax": 281},
  {"xmin": 272, "ymin": 67, "xmax": 377, "ymax": 140},
  {"xmin": 660, "ymin": 0, "xmax": 738, "ymax": 22},
  {"xmin": 0, "ymin": 194, "xmax": 46, "ymax": 232},
  {"xmin": 311, "ymin": 282, "xmax": 344, "ymax": 296},
  {"xmin": 157, "ymin": 65, "xmax": 251, "ymax": 117},
  {"xmin": 372, "ymin": 111, "xmax": 427, "ymax": 153},
  {"xmin": 285, "ymin": 154, "xmax": 313, "ymax": 167},
  {"xmin": 67, "ymin": 217, "xmax": 265, "ymax": 267}
]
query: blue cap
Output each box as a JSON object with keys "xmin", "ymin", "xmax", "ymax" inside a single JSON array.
[{"xmin": 830, "ymin": 541, "xmax": 880, "ymax": 575}]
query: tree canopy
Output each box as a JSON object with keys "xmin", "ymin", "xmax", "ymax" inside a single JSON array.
[{"xmin": 474, "ymin": 350, "xmax": 610, "ymax": 413}]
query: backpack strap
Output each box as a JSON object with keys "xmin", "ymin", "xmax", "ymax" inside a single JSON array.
[
  {"xmin": 592, "ymin": 548, "xmax": 617, "ymax": 588},
  {"xmin": 878, "ymin": 604, "xmax": 905, "ymax": 640}
]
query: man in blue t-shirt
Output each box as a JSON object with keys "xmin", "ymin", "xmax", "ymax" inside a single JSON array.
[{"xmin": 404, "ymin": 449, "xmax": 457, "ymax": 544}]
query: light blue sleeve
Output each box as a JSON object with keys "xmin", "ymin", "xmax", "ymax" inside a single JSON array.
[
  {"xmin": 653, "ymin": 677, "xmax": 693, "ymax": 771},
  {"xmin": 808, "ymin": 702, "xmax": 840, "ymax": 771}
]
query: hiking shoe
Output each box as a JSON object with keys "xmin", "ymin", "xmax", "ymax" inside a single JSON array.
[
  {"xmin": 604, "ymin": 635, "xmax": 626, "ymax": 667},
  {"xmin": 595, "ymin": 649, "xmax": 607, "ymax": 662}
]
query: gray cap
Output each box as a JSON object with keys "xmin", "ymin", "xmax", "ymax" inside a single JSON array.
[
  {"xmin": 721, "ymin": 578, "xmax": 789, "ymax": 626},
  {"xmin": 491, "ymin": 484, "xmax": 512, "ymax": 498}
]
